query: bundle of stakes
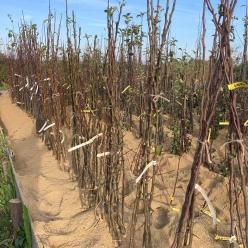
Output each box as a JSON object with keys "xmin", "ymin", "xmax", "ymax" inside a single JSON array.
[{"xmin": 172, "ymin": 1, "xmax": 248, "ymax": 248}]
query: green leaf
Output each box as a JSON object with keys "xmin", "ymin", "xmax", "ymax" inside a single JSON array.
[
  {"xmin": 0, "ymin": 238, "xmax": 12, "ymax": 246},
  {"xmin": 155, "ymin": 145, "xmax": 163, "ymax": 156},
  {"xmin": 23, "ymin": 206, "xmax": 32, "ymax": 248}
]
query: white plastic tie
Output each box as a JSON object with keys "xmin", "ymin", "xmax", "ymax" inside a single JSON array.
[
  {"xmin": 195, "ymin": 184, "xmax": 216, "ymax": 226},
  {"xmin": 97, "ymin": 152, "xmax": 111, "ymax": 158},
  {"xmin": 136, "ymin": 161, "xmax": 157, "ymax": 184},
  {"xmin": 68, "ymin": 133, "xmax": 103, "ymax": 152},
  {"xmin": 38, "ymin": 120, "xmax": 49, "ymax": 133},
  {"xmin": 35, "ymin": 85, "xmax": 39, "ymax": 95},
  {"xmin": 60, "ymin": 130, "xmax": 64, "ymax": 144},
  {"xmin": 30, "ymin": 82, "xmax": 37, "ymax": 91},
  {"xmin": 151, "ymin": 94, "xmax": 170, "ymax": 103},
  {"xmin": 229, "ymin": 236, "xmax": 237, "ymax": 243},
  {"xmin": 25, "ymin": 77, "xmax": 29, "ymax": 88},
  {"xmin": 229, "ymin": 236, "xmax": 239, "ymax": 248},
  {"xmin": 43, "ymin": 123, "xmax": 55, "ymax": 131},
  {"xmin": 197, "ymin": 140, "xmax": 212, "ymax": 164}
]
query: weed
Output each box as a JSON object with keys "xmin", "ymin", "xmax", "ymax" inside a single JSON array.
[
  {"xmin": 0, "ymin": 82, "xmax": 9, "ymax": 91},
  {"xmin": 170, "ymin": 123, "xmax": 191, "ymax": 155}
]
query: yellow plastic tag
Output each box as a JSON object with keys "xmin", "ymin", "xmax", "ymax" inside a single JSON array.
[
  {"xmin": 244, "ymin": 120, "xmax": 248, "ymax": 127},
  {"xmin": 201, "ymin": 208, "xmax": 221, "ymax": 223},
  {"xmin": 215, "ymin": 235, "xmax": 243, "ymax": 247},
  {"xmin": 138, "ymin": 112, "xmax": 146, "ymax": 119},
  {"xmin": 219, "ymin": 120, "xmax": 248, "ymax": 127},
  {"xmin": 170, "ymin": 207, "xmax": 180, "ymax": 213},
  {"xmin": 228, "ymin": 82, "xmax": 248, "ymax": 91},
  {"xmin": 82, "ymin": 109, "xmax": 96, "ymax": 115},
  {"xmin": 207, "ymin": 128, "xmax": 211, "ymax": 143},
  {"xmin": 214, "ymin": 234, "xmax": 230, "ymax": 241},
  {"xmin": 219, "ymin": 121, "xmax": 229, "ymax": 126},
  {"xmin": 82, "ymin": 109, "xmax": 91, "ymax": 113},
  {"xmin": 121, "ymin": 85, "xmax": 131, "ymax": 94}
]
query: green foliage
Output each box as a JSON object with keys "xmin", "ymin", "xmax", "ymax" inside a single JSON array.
[
  {"xmin": 0, "ymin": 133, "xmax": 14, "ymax": 247},
  {"xmin": 155, "ymin": 145, "xmax": 163, "ymax": 156},
  {"xmin": 170, "ymin": 124, "xmax": 181, "ymax": 155},
  {"xmin": 173, "ymin": 79, "xmax": 191, "ymax": 105},
  {"xmin": 23, "ymin": 206, "xmax": 32, "ymax": 248},
  {"xmin": 0, "ymin": 83, "xmax": 9, "ymax": 90},
  {"xmin": 0, "ymin": 53, "xmax": 8, "ymax": 88},
  {"xmin": 0, "ymin": 132, "xmax": 32, "ymax": 248},
  {"xmin": 219, "ymin": 164, "xmax": 229, "ymax": 177},
  {"xmin": 104, "ymin": 6, "xmax": 117, "ymax": 17},
  {"xmin": 169, "ymin": 122, "xmax": 191, "ymax": 155},
  {"xmin": 218, "ymin": 154, "xmax": 236, "ymax": 177},
  {"xmin": 219, "ymin": 158, "xmax": 230, "ymax": 177}
]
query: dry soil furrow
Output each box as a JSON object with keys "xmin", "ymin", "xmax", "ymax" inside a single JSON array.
[{"xmin": 0, "ymin": 92, "xmax": 113, "ymax": 248}]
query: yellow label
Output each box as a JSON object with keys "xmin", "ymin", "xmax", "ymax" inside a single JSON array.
[
  {"xmin": 207, "ymin": 128, "xmax": 212, "ymax": 143},
  {"xmin": 170, "ymin": 207, "xmax": 180, "ymax": 213},
  {"xmin": 168, "ymin": 195, "xmax": 180, "ymax": 213},
  {"xmin": 82, "ymin": 109, "xmax": 91, "ymax": 113},
  {"xmin": 214, "ymin": 234, "xmax": 230, "ymax": 241},
  {"xmin": 219, "ymin": 120, "xmax": 248, "ymax": 127},
  {"xmin": 215, "ymin": 235, "xmax": 243, "ymax": 247},
  {"xmin": 138, "ymin": 112, "xmax": 146, "ymax": 119},
  {"xmin": 219, "ymin": 121, "xmax": 229, "ymax": 126},
  {"xmin": 228, "ymin": 82, "xmax": 248, "ymax": 91},
  {"xmin": 82, "ymin": 109, "xmax": 96, "ymax": 115},
  {"xmin": 201, "ymin": 208, "xmax": 221, "ymax": 223},
  {"xmin": 121, "ymin": 85, "xmax": 131, "ymax": 94}
]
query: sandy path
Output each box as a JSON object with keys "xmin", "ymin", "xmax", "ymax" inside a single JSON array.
[{"xmin": 0, "ymin": 92, "xmax": 113, "ymax": 248}]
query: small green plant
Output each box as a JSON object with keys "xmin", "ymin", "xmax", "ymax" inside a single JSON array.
[
  {"xmin": 219, "ymin": 159, "xmax": 230, "ymax": 177},
  {"xmin": 170, "ymin": 124, "xmax": 181, "ymax": 155},
  {"xmin": 169, "ymin": 122, "xmax": 191, "ymax": 155},
  {"xmin": 218, "ymin": 154, "xmax": 236, "ymax": 177},
  {"xmin": 0, "ymin": 82, "xmax": 9, "ymax": 90}
]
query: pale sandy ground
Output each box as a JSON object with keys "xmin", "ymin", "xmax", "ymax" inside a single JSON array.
[
  {"xmin": 0, "ymin": 92, "xmax": 113, "ymax": 248},
  {"xmin": 122, "ymin": 131, "xmax": 230, "ymax": 248},
  {"xmin": 0, "ymin": 91, "xmax": 243, "ymax": 248}
]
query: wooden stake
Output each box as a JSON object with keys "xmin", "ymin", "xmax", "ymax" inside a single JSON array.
[{"xmin": 9, "ymin": 198, "xmax": 23, "ymax": 236}]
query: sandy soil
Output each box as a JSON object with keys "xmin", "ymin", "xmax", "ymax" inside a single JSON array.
[
  {"xmin": 0, "ymin": 92, "xmax": 113, "ymax": 248},
  {"xmin": 122, "ymin": 132, "xmax": 230, "ymax": 248},
  {"xmin": 0, "ymin": 91, "xmax": 242, "ymax": 248}
]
